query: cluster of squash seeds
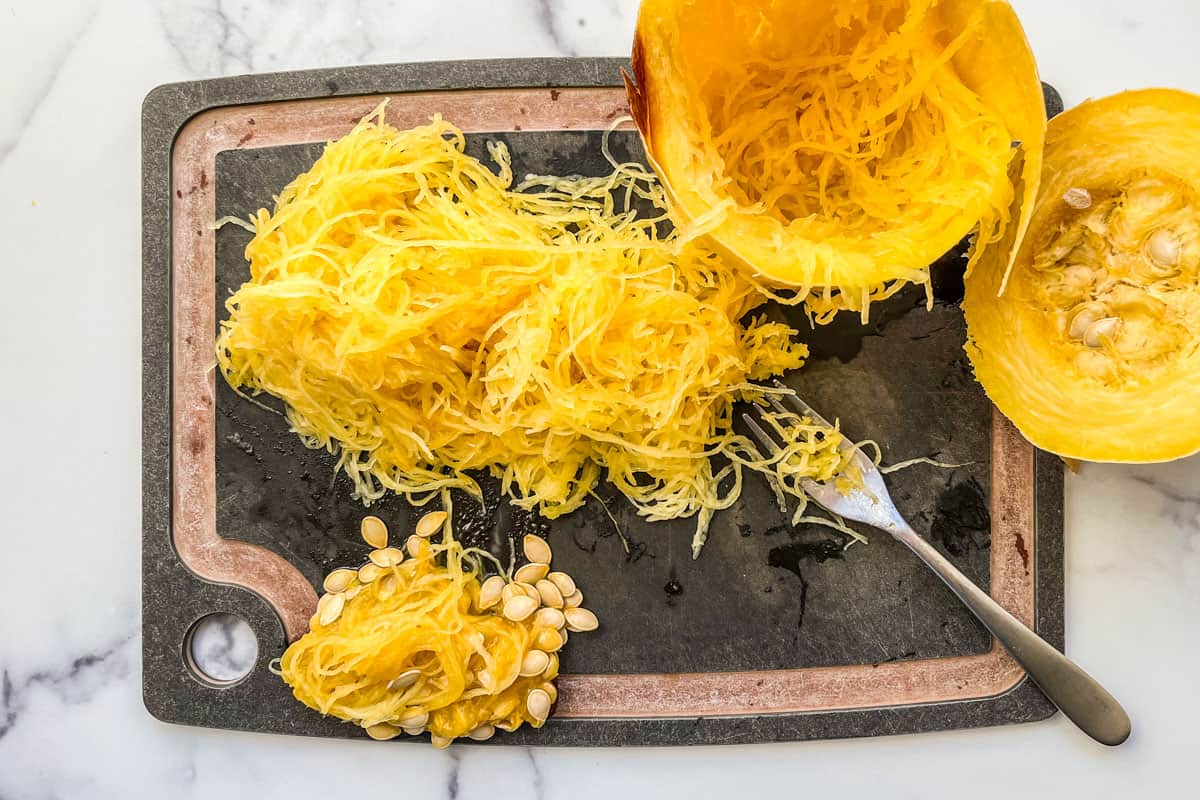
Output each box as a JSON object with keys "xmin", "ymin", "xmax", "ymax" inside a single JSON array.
[{"xmin": 306, "ymin": 513, "xmax": 597, "ymax": 746}]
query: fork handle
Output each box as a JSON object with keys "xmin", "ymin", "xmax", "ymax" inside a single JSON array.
[{"xmin": 891, "ymin": 524, "xmax": 1131, "ymax": 746}]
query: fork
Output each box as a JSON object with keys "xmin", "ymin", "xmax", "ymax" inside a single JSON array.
[{"xmin": 743, "ymin": 381, "xmax": 1131, "ymax": 746}]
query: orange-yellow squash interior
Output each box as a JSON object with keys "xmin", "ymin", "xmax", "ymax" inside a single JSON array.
[
  {"xmin": 626, "ymin": 0, "xmax": 1046, "ymax": 299},
  {"xmin": 964, "ymin": 89, "xmax": 1200, "ymax": 462}
]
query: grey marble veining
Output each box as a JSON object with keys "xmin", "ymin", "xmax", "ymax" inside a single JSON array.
[
  {"xmin": 187, "ymin": 615, "xmax": 257, "ymax": 684},
  {"xmin": 0, "ymin": 0, "xmax": 99, "ymax": 163},
  {"xmin": 2, "ymin": 0, "xmax": 1199, "ymax": 797},
  {"xmin": 154, "ymin": 0, "xmax": 638, "ymax": 78},
  {"xmin": 1, "ymin": 634, "xmax": 135, "ymax": 744}
]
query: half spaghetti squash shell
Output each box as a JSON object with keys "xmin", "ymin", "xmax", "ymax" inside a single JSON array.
[
  {"xmin": 625, "ymin": 0, "xmax": 1046, "ymax": 298},
  {"xmin": 964, "ymin": 89, "xmax": 1200, "ymax": 462}
]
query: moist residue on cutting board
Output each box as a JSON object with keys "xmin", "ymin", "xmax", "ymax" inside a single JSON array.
[{"xmin": 767, "ymin": 527, "xmax": 846, "ymax": 628}]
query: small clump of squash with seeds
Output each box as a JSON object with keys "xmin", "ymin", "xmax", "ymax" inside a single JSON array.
[{"xmin": 279, "ymin": 513, "xmax": 598, "ymax": 747}]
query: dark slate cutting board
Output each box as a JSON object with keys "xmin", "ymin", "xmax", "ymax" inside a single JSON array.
[{"xmin": 142, "ymin": 57, "xmax": 1065, "ymax": 745}]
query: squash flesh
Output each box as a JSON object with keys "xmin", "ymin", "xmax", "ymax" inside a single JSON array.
[
  {"xmin": 964, "ymin": 89, "xmax": 1200, "ymax": 462},
  {"xmin": 627, "ymin": 0, "xmax": 1045, "ymax": 306}
]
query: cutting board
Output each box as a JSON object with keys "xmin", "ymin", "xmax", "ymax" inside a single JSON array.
[{"xmin": 141, "ymin": 57, "xmax": 1066, "ymax": 745}]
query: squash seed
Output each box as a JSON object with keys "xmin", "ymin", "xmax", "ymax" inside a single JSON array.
[
  {"xmin": 1147, "ymin": 228, "xmax": 1181, "ymax": 267},
  {"xmin": 317, "ymin": 592, "xmax": 346, "ymax": 626},
  {"xmin": 467, "ymin": 724, "xmax": 496, "ymax": 741},
  {"xmin": 514, "ymin": 562, "xmax": 549, "ymax": 584},
  {"xmin": 360, "ymin": 515, "xmax": 388, "ymax": 549},
  {"xmin": 358, "ymin": 563, "xmax": 382, "ymax": 584},
  {"xmin": 478, "ymin": 575, "xmax": 505, "ymax": 610},
  {"xmin": 397, "ymin": 710, "xmax": 428, "ymax": 728},
  {"xmin": 541, "ymin": 681, "xmax": 558, "ymax": 704},
  {"xmin": 416, "ymin": 511, "xmax": 448, "ymax": 538},
  {"xmin": 378, "ymin": 574, "xmax": 398, "ymax": 599},
  {"xmin": 520, "ymin": 649, "xmax": 551, "ymax": 677},
  {"xmin": 535, "ymin": 628, "xmax": 564, "ymax": 652},
  {"xmin": 344, "ymin": 585, "xmax": 361, "ymax": 600},
  {"xmin": 1083, "ymin": 317, "xmax": 1121, "ymax": 348},
  {"xmin": 526, "ymin": 688, "xmax": 552, "ymax": 721},
  {"xmin": 322, "ymin": 568, "xmax": 356, "ymax": 594},
  {"xmin": 388, "ymin": 669, "xmax": 421, "ymax": 690},
  {"xmin": 403, "ymin": 726, "xmax": 425, "ymax": 736},
  {"xmin": 515, "ymin": 581, "xmax": 541, "ymax": 601},
  {"xmin": 534, "ymin": 607, "xmax": 565, "ymax": 630},
  {"xmin": 522, "ymin": 534, "xmax": 552, "ymax": 564},
  {"xmin": 535, "ymin": 579, "xmax": 564, "ymax": 608},
  {"xmin": 369, "ymin": 547, "xmax": 404, "ymax": 567},
  {"xmin": 564, "ymin": 607, "xmax": 599, "ymax": 632},
  {"xmin": 502, "ymin": 595, "xmax": 538, "ymax": 622},
  {"xmin": 1068, "ymin": 301, "xmax": 1106, "ymax": 341},
  {"xmin": 405, "ymin": 535, "xmax": 427, "ymax": 558},
  {"xmin": 365, "ymin": 723, "xmax": 400, "ymax": 740},
  {"xmin": 501, "ymin": 583, "xmax": 523, "ymax": 604},
  {"xmin": 1063, "ymin": 187, "xmax": 1092, "ymax": 210},
  {"xmin": 547, "ymin": 571, "xmax": 576, "ymax": 597},
  {"xmin": 431, "ymin": 734, "xmax": 452, "ymax": 749},
  {"xmin": 563, "ymin": 589, "xmax": 584, "ymax": 608}
]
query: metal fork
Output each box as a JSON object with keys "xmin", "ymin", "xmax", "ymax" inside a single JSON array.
[{"xmin": 743, "ymin": 381, "xmax": 1131, "ymax": 746}]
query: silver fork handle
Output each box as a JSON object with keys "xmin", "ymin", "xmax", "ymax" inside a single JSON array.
[{"xmin": 891, "ymin": 524, "xmax": 1131, "ymax": 746}]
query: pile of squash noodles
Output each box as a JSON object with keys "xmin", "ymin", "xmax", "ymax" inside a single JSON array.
[{"xmin": 217, "ymin": 108, "xmax": 855, "ymax": 556}]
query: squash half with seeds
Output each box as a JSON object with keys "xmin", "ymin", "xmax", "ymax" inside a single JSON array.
[
  {"xmin": 625, "ymin": 0, "xmax": 1046, "ymax": 310},
  {"xmin": 964, "ymin": 89, "xmax": 1200, "ymax": 462}
]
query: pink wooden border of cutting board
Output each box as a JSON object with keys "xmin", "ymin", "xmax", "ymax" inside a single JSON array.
[{"xmin": 170, "ymin": 87, "xmax": 1036, "ymax": 719}]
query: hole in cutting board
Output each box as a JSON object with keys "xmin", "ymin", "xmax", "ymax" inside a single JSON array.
[{"xmin": 185, "ymin": 612, "xmax": 258, "ymax": 686}]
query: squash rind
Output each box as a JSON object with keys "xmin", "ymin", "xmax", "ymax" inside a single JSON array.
[
  {"xmin": 627, "ymin": 0, "xmax": 1045, "ymax": 295},
  {"xmin": 964, "ymin": 89, "xmax": 1200, "ymax": 463}
]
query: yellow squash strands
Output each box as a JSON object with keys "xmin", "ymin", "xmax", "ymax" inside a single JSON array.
[
  {"xmin": 736, "ymin": 410, "xmax": 865, "ymax": 533},
  {"xmin": 217, "ymin": 109, "xmax": 850, "ymax": 556},
  {"xmin": 279, "ymin": 513, "xmax": 583, "ymax": 745},
  {"xmin": 626, "ymin": 0, "xmax": 1046, "ymax": 319}
]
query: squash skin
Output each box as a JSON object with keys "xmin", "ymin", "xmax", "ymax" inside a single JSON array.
[
  {"xmin": 964, "ymin": 89, "xmax": 1200, "ymax": 463},
  {"xmin": 625, "ymin": 0, "xmax": 1045, "ymax": 295}
]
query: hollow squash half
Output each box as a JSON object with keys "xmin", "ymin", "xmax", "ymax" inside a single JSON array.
[
  {"xmin": 964, "ymin": 89, "xmax": 1200, "ymax": 462},
  {"xmin": 625, "ymin": 0, "xmax": 1046, "ymax": 304}
]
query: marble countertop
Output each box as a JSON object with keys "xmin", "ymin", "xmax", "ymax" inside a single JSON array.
[{"xmin": 2, "ymin": 0, "xmax": 1198, "ymax": 797}]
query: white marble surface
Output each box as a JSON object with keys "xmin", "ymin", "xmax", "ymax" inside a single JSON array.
[{"xmin": 2, "ymin": 0, "xmax": 1198, "ymax": 797}]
